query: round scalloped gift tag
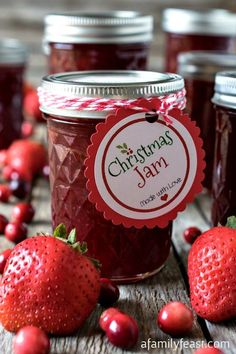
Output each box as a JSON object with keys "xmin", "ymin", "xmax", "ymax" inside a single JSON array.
[{"xmin": 84, "ymin": 103, "xmax": 205, "ymax": 229}]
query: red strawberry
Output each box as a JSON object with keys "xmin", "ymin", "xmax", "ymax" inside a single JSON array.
[
  {"xmin": 188, "ymin": 216, "xmax": 236, "ymax": 322},
  {"xmin": 0, "ymin": 224, "xmax": 101, "ymax": 334},
  {"xmin": 6, "ymin": 140, "xmax": 47, "ymax": 181},
  {"xmin": 24, "ymin": 89, "xmax": 44, "ymax": 122}
]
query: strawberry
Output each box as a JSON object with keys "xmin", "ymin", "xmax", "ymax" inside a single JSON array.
[
  {"xmin": 0, "ymin": 224, "xmax": 101, "ymax": 335},
  {"xmin": 6, "ymin": 140, "xmax": 47, "ymax": 181},
  {"xmin": 188, "ymin": 216, "xmax": 236, "ymax": 322},
  {"xmin": 24, "ymin": 89, "xmax": 44, "ymax": 122}
]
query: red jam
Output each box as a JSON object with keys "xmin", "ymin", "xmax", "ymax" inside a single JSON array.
[
  {"xmin": 0, "ymin": 64, "xmax": 24, "ymax": 149},
  {"xmin": 41, "ymin": 71, "xmax": 185, "ymax": 283},
  {"xmin": 0, "ymin": 39, "xmax": 26, "ymax": 149},
  {"xmin": 46, "ymin": 117, "xmax": 171, "ymax": 281},
  {"xmin": 178, "ymin": 52, "xmax": 236, "ymax": 190},
  {"xmin": 212, "ymin": 106, "xmax": 236, "ymax": 226},
  {"xmin": 44, "ymin": 12, "xmax": 153, "ymax": 73},
  {"xmin": 47, "ymin": 42, "xmax": 149, "ymax": 73},
  {"xmin": 212, "ymin": 72, "xmax": 236, "ymax": 225},
  {"xmin": 162, "ymin": 9, "xmax": 236, "ymax": 72}
]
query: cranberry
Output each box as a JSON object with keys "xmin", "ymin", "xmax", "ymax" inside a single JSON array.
[
  {"xmin": 2, "ymin": 165, "xmax": 20, "ymax": 181},
  {"xmin": 0, "ymin": 214, "xmax": 8, "ymax": 233},
  {"xmin": 0, "ymin": 149, "xmax": 7, "ymax": 167},
  {"xmin": 157, "ymin": 301, "xmax": 193, "ymax": 336},
  {"xmin": 106, "ymin": 312, "xmax": 139, "ymax": 349},
  {"xmin": 13, "ymin": 326, "xmax": 50, "ymax": 354},
  {"xmin": 5, "ymin": 222, "xmax": 27, "ymax": 244},
  {"xmin": 98, "ymin": 278, "xmax": 120, "ymax": 307},
  {"xmin": 9, "ymin": 179, "xmax": 31, "ymax": 199},
  {"xmin": 21, "ymin": 121, "xmax": 34, "ymax": 139},
  {"xmin": 12, "ymin": 202, "xmax": 35, "ymax": 224},
  {"xmin": 0, "ymin": 249, "xmax": 12, "ymax": 274},
  {"xmin": 99, "ymin": 308, "xmax": 121, "ymax": 332},
  {"xmin": 0, "ymin": 184, "xmax": 11, "ymax": 203},
  {"xmin": 194, "ymin": 348, "xmax": 224, "ymax": 354},
  {"xmin": 183, "ymin": 227, "xmax": 202, "ymax": 244}
]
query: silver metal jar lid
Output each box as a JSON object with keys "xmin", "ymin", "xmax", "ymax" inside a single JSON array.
[
  {"xmin": 178, "ymin": 51, "xmax": 236, "ymax": 79},
  {"xmin": 212, "ymin": 71, "xmax": 236, "ymax": 109},
  {"xmin": 44, "ymin": 11, "xmax": 153, "ymax": 44},
  {"xmin": 40, "ymin": 70, "xmax": 184, "ymax": 117},
  {"xmin": 0, "ymin": 39, "xmax": 27, "ymax": 64},
  {"xmin": 162, "ymin": 8, "xmax": 236, "ymax": 36}
]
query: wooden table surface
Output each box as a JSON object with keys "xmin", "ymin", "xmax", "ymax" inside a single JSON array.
[{"xmin": 0, "ymin": 126, "xmax": 235, "ymax": 354}]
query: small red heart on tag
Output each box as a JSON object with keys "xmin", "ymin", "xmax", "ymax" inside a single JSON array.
[{"xmin": 160, "ymin": 194, "xmax": 168, "ymax": 201}]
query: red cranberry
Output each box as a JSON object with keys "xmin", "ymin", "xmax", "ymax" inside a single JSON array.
[
  {"xmin": 13, "ymin": 326, "xmax": 50, "ymax": 354},
  {"xmin": 106, "ymin": 312, "xmax": 139, "ymax": 349},
  {"xmin": 2, "ymin": 165, "xmax": 19, "ymax": 181},
  {"xmin": 5, "ymin": 222, "xmax": 27, "ymax": 244},
  {"xmin": 9, "ymin": 179, "xmax": 31, "ymax": 199},
  {"xmin": 98, "ymin": 278, "xmax": 120, "ymax": 307},
  {"xmin": 0, "ymin": 184, "xmax": 11, "ymax": 203},
  {"xmin": 21, "ymin": 121, "xmax": 34, "ymax": 139},
  {"xmin": 0, "ymin": 214, "xmax": 8, "ymax": 233},
  {"xmin": 99, "ymin": 308, "xmax": 121, "ymax": 332},
  {"xmin": 157, "ymin": 301, "xmax": 193, "ymax": 336},
  {"xmin": 12, "ymin": 202, "xmax": 35, "ymax": 224},
  {"xmin": 194, "ymin": 348, "xmax": 224, "ymax": 354},
  {"xmin": 183, "ymin": 227, "xmax": 202, "ymax": 244},
  {"xmin": 0, "ymin": 149, "xmax": 7, "ymax": 167},
  {"xmin": 0, "ymin": 249, "xmax": 12, "ymax": 274}
]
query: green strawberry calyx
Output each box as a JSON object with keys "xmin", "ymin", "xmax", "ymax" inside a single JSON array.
[
  {"xmin": 225, "ymin": 216, "xmax": 236, "ymax": 229},
  {"xmin": 52, "ymin": 223, "xmax": 101, "ymax": 269}
]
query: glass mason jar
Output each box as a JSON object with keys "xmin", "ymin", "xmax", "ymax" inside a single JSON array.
[
  {"xmin": 0, "ymin": 39, "xmax": 27, "ymax": 149},
  {"xmin": 178, "ymin": 52, "xmax": 236, "ymax": 190},
  {"xmin": 43, "ymin": 11, "xmax": 153, "ymax": 74},
  {"xmin": 212, "ymin": 71, "xmax": 236, "ymax": 226},
  {"xmin": 40, "ymin": 71, "xmax": 186, "ymax": 283},
  {"xmin": 162, "ymin": 9, "xmax": 236, "ymax": 73}
]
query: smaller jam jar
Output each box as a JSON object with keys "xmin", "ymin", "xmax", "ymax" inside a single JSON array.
[
  {"xmin": 178, "ymin": 52, "xmax": 236, "ymax": 190},
  {"xmin": 0, "ymin": 39, "xmax": 27, "ymax": 149},
  {"xmin": 43, "ymin": 11, "xmax": 153, "ymax": 73},
  {"xmin": 212, "ymin": 71, "xmax": 236, "ymax": 225},
  {"xmin": 162, "ymin": 9, "xmax": 236, "ymax": 73},
  {"xmin": 39, "ymin": 70, "xmax": 187, "ymax": 283}
]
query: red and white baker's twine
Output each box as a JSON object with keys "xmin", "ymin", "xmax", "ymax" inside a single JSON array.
[{"xmin": 38, "ymin": 87, "xmax": 186, "ymax": 118}]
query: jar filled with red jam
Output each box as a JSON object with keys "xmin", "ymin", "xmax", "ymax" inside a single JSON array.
[
  {"xmin": 212, "ymin": 72, "xmax": 236, "ymax": 225},
  {"xmin": 162, "ymin": 9, "xmax": 236, "ymax": 73},
  {"xmin": 40, "ymin": 71, "xmax": 186, "ymax": 283},
  {"xmin": 178, "ymin": 52, "xmax": 236, "ymax": 190},
  {"xmin": 0, "ymin": 39, "xmax": 27, "ymax": 149},
  {"xmin": 43, "ymin": 11, "xmax": 153, "ymax": 73}
]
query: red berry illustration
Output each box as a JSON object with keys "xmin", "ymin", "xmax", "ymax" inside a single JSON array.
[
  {"xmin": 157, "ymin": 301, "xmax": 193, "ymax": 336},
  {"xmin": 13, "ymin": 326, "xmax": 50, "ymax": 354}
]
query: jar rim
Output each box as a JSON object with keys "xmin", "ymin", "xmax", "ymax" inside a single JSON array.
[
  {"xmin": 212, "ymin": 71, "xmax": 236, "ymax": 109},
  {"xmin": 0, "ymin": 39, "xmax": 27, "ymax": 64},
  {"xmin": 44, "ymin": 11, "xmax": 153, "ymax": 44},
  {"xmin": 178, "ymin": 51, "xmax": 236, "ymax": 79},
  {"xmin": 162, "ymin": 8, "xmax": 236, "ymax": 35}
]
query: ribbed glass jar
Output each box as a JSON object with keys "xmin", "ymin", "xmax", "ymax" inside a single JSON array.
[{"xmin": 44, "ymin": 12, "xmax": 153, "ymax": 73}]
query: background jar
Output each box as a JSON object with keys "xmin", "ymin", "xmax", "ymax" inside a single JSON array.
[
  {"xmin": 212, "ymin": 71, "xmax": 236, "ymax": 226},
  {"xmin": 43, "ymin": 11, "xmax": 153, "ymax": 73},
  {"xmin": 178, "ymin": 51, "xmax": 236, "ymax": 191},
  {"xmin": 40, "ymin": 70, "xmax": 186, "ymax": 283},
  {"xmin": 162, "ymin": 9, "xmax": 236, "ymax": 73},
  {"xmin": 0, "ymin": 39, "xmax": 27, "ymax": 149}
]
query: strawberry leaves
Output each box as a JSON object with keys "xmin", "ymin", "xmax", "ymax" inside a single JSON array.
[
  {"xmin": 53, "ymin": 223, "xmax": 67, "ymax": 239},
  {"xmin": 226, "ymin": 216, "xmax": 236, "ymax": 229}
]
